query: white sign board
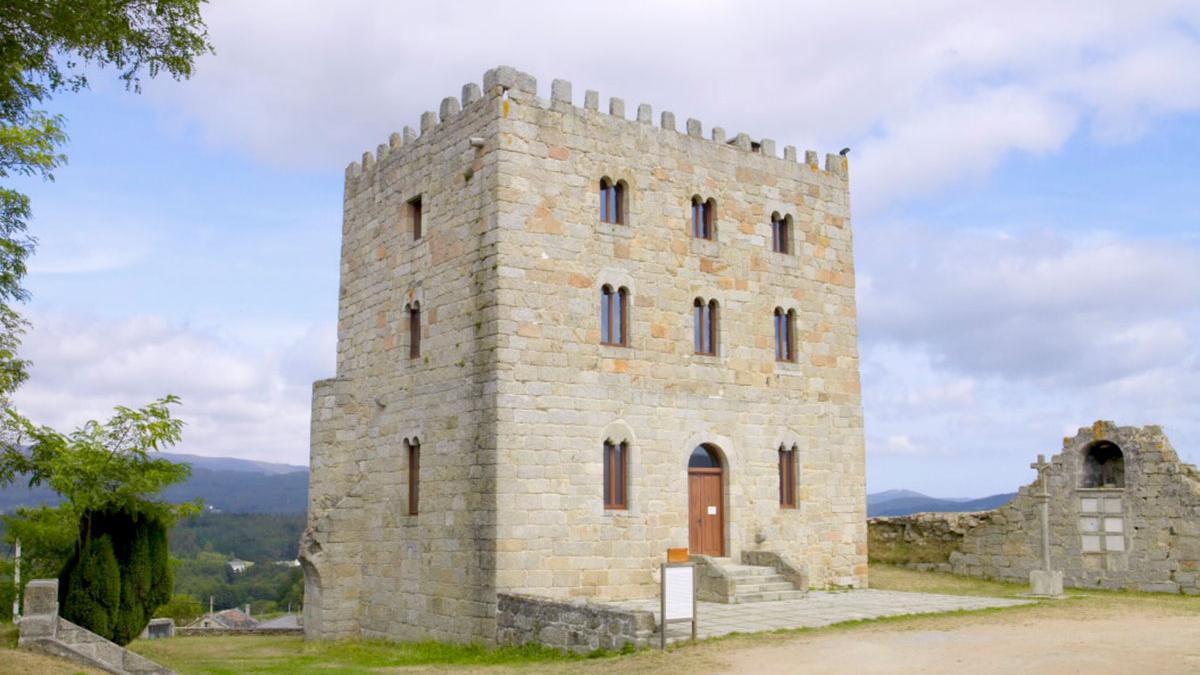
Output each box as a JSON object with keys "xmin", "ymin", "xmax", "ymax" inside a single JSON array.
[{"xmin": 663, "ymin": 565, "xmax": 694, "ymax": 620}]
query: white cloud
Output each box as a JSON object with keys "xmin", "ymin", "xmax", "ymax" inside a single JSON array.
[
  {"xmin": 859, "ymin": 224, "xmax": 1200, "ymax": 492},
  {"xmin": 11, "ymin": 312, "xmax": 335, "ymax": 465},
  {"xmin": 145, "ymin": 1, "xmax": 1200, "ymax": 211}
]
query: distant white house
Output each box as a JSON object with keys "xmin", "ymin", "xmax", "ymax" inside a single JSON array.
[
  {"xmin": 227, "ymin": 557, "xmax": 254, "ymax": 573},
  {"xmin": 274, "ymin": 559, "xmax": 301, "ymax": 568}
]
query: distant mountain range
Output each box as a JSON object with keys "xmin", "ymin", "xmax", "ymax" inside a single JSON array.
[
  {"xmin": 868, "ymin": 489, "xmax": 1016, "ymax": 517},
  {"xmin": 0, "ymin": 452, "xmax": 309, "ymax": 515}
]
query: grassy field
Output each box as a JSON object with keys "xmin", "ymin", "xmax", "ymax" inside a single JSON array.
[
  {"xmin": 128, "ymin": 636, "xmax": 598, "ymax": 674},
  {"xmin": 11, "ymin": 565, "xmax": 1200, "ymax": 674}
]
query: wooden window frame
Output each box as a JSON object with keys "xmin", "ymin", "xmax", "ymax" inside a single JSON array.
[
  {"xmin": 601, "ymin": 285, "xmax": 629, "ymax": 347},
  {"xmin": 694, "ymin": 298, "xmax": 718, "ymax": 356},
  {"xmin": 407, "ymin": 439, "xmax": 420, "ymax": 515},
  {"xmin": 779, "ymin": 445, "xmax": 797, "ymax": 508},
  {"xmin": 408, "ymin": 196, "xmax": 423, "ymax": 241},
  {"xmin": 408, "ymin": 302, "xmax": 421, "ymax": 359},
  {"xmin": 603, "ymin": 440, "xmax": 628, "ymax": 510}
]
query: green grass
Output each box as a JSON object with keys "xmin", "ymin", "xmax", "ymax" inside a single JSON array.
[
  {"xmin": 130, "ymin": 635, "xmax": 594, "ymax": 674},
  {"xmin": 0, "ymin": 621, "xmax": 16, "ymax": 648}
]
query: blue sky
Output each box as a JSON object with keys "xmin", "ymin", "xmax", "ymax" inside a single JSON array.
[{"xmin": 10, "ymin": 1, "xmax": 1200, "ymax": 496}]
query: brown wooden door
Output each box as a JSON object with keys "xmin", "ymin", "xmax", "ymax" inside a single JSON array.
[{"xmin": 688, "ymin": 469, "xmax": 724, "ymax": 556}]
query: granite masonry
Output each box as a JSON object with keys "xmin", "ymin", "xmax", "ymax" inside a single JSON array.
[
  {"xmin": 869, "ymin": 422, "xmax": 1200, "ymax": 594},
  {"xmin": 301, "ymin": 65, "xmax": 867, "ymax": 644}
]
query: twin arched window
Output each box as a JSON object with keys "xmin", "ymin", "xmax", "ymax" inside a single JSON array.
[
  {"xmin": 600, "ymin": 285, "xmax": 629, "ymax": 346},
  {"xmin": 603, "ymin": 440, "xmax": 628, "ymax": 509},
  {"xmin": 774, "ymin": 307, "xmax": 796, "ymax": 362},
  {"xmin": 694, "ymin": 298, "xmax": 719, "ymax": 355},
  {"xmin": 771, "ymin": 212, "xmax": 793, "ymax": 254},
  {"xmin": 691, "ymin": 196, "xmax": 716, "ymax": 240},
  {"xmin": 600, "ymin": 178, "xmax": 626, "ymax": 224}
]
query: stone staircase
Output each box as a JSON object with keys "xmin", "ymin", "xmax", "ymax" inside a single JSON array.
[
  {"xmin": 19, "ymin": 579, "xmax": 175, "ymax": 674},
  {"xmin": 694, "ymin": 556, "xmax": 807, "ymax": 603}
]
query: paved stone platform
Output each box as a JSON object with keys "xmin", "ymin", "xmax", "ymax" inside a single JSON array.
[{"xmin": 614, "ymin": 589, "xmax": 1031, "ymax": 643}]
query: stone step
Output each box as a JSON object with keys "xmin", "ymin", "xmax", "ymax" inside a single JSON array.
[
  {"xmin": 720, "ymin": 564, "xmax": 779, "ymax": 577},
  {"xmin": 729, "ymin": 589, "xmax": 808, "ymax": 603},
  {"xmin": 733, "ymin": 580, "xmax": 796, "ymax": 593}
]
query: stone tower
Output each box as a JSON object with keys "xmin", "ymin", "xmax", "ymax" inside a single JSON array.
[{"xmin": 301, "ymin": 66, "xmax": 866, "ymax": 643}]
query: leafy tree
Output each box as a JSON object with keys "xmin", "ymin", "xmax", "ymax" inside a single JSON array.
[
  {"xmin": 0, "ymin": 1, "xmax": 211, "ymax": 401},
  {"xmin": 1, "ymin": 503, "xmax": 74, "ymax": 580},
  {"xmin": 156, "ymin": 592, "xmax": 201, "ymax": 624},
  {"xmin": 0, "ymin": 397, "xmax": 196, "ymax": 643}
]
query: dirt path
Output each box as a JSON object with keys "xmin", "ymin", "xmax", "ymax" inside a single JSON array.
[{"xmin": 712, "ymin": 612, "xmax": 1200, "ymax": 674}]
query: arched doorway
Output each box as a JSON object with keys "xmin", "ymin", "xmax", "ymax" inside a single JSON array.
[{"xmin": 688, "ymin": 444, "xmax": 725, "ymax": 556}]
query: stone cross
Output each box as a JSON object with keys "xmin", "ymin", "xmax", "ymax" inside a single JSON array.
[{"xmin": 1030, "ymin": 454, "xmax": 1052, "ymax": 571}]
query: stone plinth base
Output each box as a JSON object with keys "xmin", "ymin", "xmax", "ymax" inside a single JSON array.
[{"xmin": 1029, "ymin": 570, "xmax": 1064, "ymax": 597}]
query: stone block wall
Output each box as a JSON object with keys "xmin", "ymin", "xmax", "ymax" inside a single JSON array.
[
  {"xmin": 302, "ymin": 76, "xmax": 506, "ymax": 642},
  {"xmin": 489, "ymin": 69, "xmax": 865, "ymax": 602},
  {"xmin": 495, "ymin": 593, "xmax": 654, "ymax": 653},
  {"xmin": 18, "ymin": 579, "xmax": 173, "ymax": 674},
  {"xmin": 303, "ymin": 65, "xmax": 867, "ymax": 645},
  {"xmin": 869, "ymin": 423, "xmax": 1200, "ymax": 594}
]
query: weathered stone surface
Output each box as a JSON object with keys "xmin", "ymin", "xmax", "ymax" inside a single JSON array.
[
  {"xmin": 19, "ymin": 578, "xmax": 175, "ymax": 674},
  {"xmin": 496, "ymin": 593, "xmax": 654, "ymax": 653},
  {"xmin": 303, "ymin": 65, "xmax": 865, "ymax": 646},
  {"xmin": 869, "ymin": 423, "xmax": 1200, "ymax": 594}
]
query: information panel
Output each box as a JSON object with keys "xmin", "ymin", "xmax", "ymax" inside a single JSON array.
[{"xmin": 663, "ymin": 565, "xmax": 694, "ymax": 620}]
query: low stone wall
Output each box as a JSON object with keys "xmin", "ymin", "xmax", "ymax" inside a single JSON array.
[
  {"xmin": 495, "ymin": 593, "xmax": 655, "ymax": 653},
  {"xmin": 175, "ymin": 627, "xmax": 305, "ymax": 637},
  {"xmin": 868, "ymin": 512, "xmax": 993, "ymax": 572},
  {"xmin": 18, "ymin": 578, "xmax": 174, "ymax": 674}
]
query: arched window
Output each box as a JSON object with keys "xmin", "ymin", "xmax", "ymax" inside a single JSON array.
[
  {"xmin": 694, "ymin": 298, "xmax": 718, "ymax": 355},
  {"xmin": 600, "ymin": 178, "xmax": 626, "ymax": 224},
  {"xmin": 779, "ymin": 444, "xmax": 798, "ymax": 508},
  {"xmin": 771, "ymin": 212, "xmax": 792, "ymax": 254},
  {"xmin": 774, "ymin": 308, "xmax": 796, "ymax": 362},
  {"xmin": 688, "ymin": 444, "xmax": 723, "ymax": 468},
  {"xmin": 406, "ymin": 438, "xmax": 420, "ymax": 515},
  {"xmin": 407, "ymin": 302, "xmax": 421, "ymax": 359},
  {"xmin": 691, "ymin": 196, "xmax": 715, "ymax": 240},
  {"xmin": 603, "ymin": 440, "xmax": 628, "ymax": 509},
  {"xmin": 1082, "ymin": 441, "xmax": 1125, "ymax": 488},
  {"xmin": 600, "ymin": 285, "xmax": 629, "ymax": 346}
]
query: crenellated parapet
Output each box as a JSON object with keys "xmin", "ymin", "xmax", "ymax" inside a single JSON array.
[{"xmin": 343, "ymin": 65, "xmax": 849, "ymax": 185}]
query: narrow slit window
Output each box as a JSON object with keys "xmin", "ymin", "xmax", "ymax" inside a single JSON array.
[
  {"xmin": 604, "ymin": 441, "xmax": 628, "ymax": 509},
  {"xmin": 407, "ymin": 439, "xmax": 420, "ymax": 515},
  {"xmin": 779, "ymin": 445, "xmax": 797, "ymax": 508},
  {"xmin": 771, "ymin": 212, "xmax": 792, "ymax": 254},
  {"xmin": 691, "ymin": 196, "xmax": 715, "ymax": 240},
  {"xmin": 408, "ymin": 302, "xmax": 421, "ymax": 359},
  {"xmin": 409, "ymin": 196, "xmax": 423, "ymax": 241}
]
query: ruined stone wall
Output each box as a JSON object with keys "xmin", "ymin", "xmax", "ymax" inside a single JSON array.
[
  {"xmin": 488, "ymin": 69, "xmax": 866, "ymax": 601},
  {"xmin": 302, "ymin": 79, "xmax": 506, "ymax": 642},
  {"xmin": 870, "ymin": 423, "xmax": 1200, "ymax": 594}
]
